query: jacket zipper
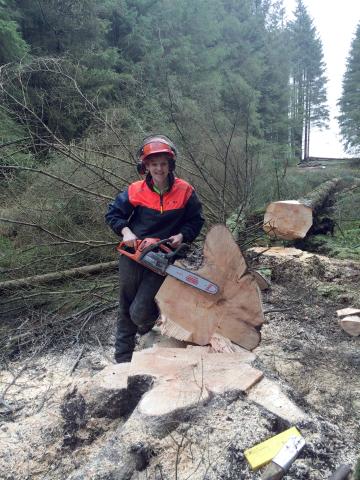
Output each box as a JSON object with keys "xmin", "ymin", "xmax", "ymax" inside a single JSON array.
[{"xmin": 160, "ymin": 194, "xmax": 164, "ymax": 214}]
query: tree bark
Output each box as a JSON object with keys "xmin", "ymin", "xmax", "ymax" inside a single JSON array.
[{"xmin": 0, "ymin": 261, "xmax": 118, "ymax": 292}]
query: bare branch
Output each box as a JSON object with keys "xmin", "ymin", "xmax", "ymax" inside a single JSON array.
[
  {"xmin": 0, "ymin": 165, "xmax": 114, "ymax": 200},
  {"xmin": 0, "ymin": 217, "xmax": 110, "ymax": 245},
  {"xmin": 0, "ymin": 137, "xmax": 31, "ymax": 149}
]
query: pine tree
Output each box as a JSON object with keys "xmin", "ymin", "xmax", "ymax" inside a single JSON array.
[
  {"xmin": 288, "ymin": 0, "xmax": 329, "ymax": 161},
  {"xmin": 338, "ymin": 22, "xmax": 360, "ymax": 153},
  {"xmin": 0, "ymin": 0, "xmax": 28, "ymax": 64},
  {"xmin": 258, "ymin": 1, "xmax": 290, "ymax": 146}
]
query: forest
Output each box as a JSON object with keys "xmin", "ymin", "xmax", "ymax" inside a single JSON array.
[
  {"xmin": 0, "ymin": 0, "xmax": 359, "ymax": 336},
  {"xmin": 1, "ymin": 0, "xmax": 360, "ymax": 352},
  {"xmin": 1, "ymin": 1, "xmax": 360, "ymax": 479}
]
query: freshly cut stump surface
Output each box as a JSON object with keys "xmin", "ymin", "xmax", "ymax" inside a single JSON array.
[{"xmin": 129, "ymin": 346, "xmax": 263, "ymax": 416}]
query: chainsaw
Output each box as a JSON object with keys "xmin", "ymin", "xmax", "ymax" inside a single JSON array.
[{"xmin": 116, "ymin": 237, "xmax": 219, "ymax": 295}]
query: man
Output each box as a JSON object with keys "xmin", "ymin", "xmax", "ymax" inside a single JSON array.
[{"xmin": 105, "ymin": 135, "xmax": 204, "ymax": 363}]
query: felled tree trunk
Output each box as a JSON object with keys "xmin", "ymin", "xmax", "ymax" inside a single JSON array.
[
  {"xmin": 156, "ymin": 225, "xmax": 264, "ymax": 350},
  {"xmin": 263, "ymin": 178, "xmax": 341, "ymax": 240},
  {"xmin": 0, "ymin": 261, "xmax": 118, "ymax": 292}
]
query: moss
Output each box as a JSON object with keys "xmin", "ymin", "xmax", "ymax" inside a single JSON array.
[
  {"xmin": 320, "ymin": 225, "xmax": 360, "ymax": 261},
  {"xmin": 317, "ymin": 284, "xmax": 346, "ymax": 300}
]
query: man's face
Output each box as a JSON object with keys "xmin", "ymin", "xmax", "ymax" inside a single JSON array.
[{"xmin": 145, "ymin": 154, "xmax": 170, "ymax": 184}]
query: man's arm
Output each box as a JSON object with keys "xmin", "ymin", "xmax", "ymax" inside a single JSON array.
[{"xmin": 105, "ymin": 189, "xmax": 135, "ymax": 236}]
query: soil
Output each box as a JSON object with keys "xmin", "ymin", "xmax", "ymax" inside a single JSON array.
[{"xmin": 0, "ymin": 249, "xmax": 359, "ymax": 479}]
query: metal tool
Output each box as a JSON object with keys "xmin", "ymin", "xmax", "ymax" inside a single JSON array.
[{"xmin": 116, "ymin": 237, "xmax": 219, "ymax": 295}]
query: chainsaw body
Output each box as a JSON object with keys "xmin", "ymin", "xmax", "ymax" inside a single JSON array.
[
  {"xmin": 116, "ymin": 238, "xmax": 180, "ymax": 275},
  {"xmin": 116, "ymin": 238, "xmax": 219, "ymax": 294}
]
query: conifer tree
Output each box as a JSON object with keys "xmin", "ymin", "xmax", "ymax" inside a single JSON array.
[
  {"xmin": 338, "ymin": 22, "xmax": 360, "ymax": 153},
  {"xmin": 0, "ymin": 0, "xmax": 28, "ymax": 64},
  {"xmin": 258, "ymin": 1, "xmax": 290, "ymax": 147},
  {"xmin": 288, "ymin": 0, "xmax": 329, "ymax": 161}
]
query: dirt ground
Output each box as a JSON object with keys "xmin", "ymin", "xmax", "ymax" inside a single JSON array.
[{"xmin": 0, "ymin": 249, "xmax": 359, "ymax": 479}]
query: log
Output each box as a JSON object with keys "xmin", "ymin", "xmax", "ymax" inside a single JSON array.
[
  {"xmin": 337, "ymin": 307, "xmax": 360, "ymax": 318},
  {"xmin": 156, "ymin": 225, "xmax": 264, "ymax": 350},
  {"xmin": 0, "ymin": 261, "xmax": 118, "ymax": 291},
  {"xmin": 263, "ymin": 178, "xmax": 341, "ymax": 240}
]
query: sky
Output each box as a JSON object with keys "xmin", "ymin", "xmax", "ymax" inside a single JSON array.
[{"xmin": 283, "ymin": 0, "xmax": 360, "ymax": 158}]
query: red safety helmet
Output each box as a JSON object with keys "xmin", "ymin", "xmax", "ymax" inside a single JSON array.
[{"xmin": 137, "ymin": 135, "xmax": 177, "ymax": 174}]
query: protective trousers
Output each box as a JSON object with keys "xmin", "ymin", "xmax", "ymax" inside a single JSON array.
[{"xmin": 115, "ymin": 254, "xmax": 165, "ymax": 362}]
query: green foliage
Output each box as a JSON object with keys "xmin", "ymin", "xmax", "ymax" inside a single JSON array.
[
  {"xmin": 338, "ymin": 22, "xmax": 360, "ymax": 153},
  {"xmin": 317, "ymin": 283, "xmax": 347, "ymax": 300},
  {"xmin": 14, "ymin": 0, "xmax": 106, "ymax": 56},
  {"xmin": 0, "ymin": 110, "xmax": 34, "ymax": 168},
  {"xmin": 0, "ymin": 0, "xmax": 29, "ymax": 64}
]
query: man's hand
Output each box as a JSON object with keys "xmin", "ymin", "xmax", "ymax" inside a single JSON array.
[
  {"xmin": 168, "ymin": 233, "xmax": 183, "ymax": 248},
  {"xmin": 121, "ymin": 227, "xmax": 138, "ymax": 248}
]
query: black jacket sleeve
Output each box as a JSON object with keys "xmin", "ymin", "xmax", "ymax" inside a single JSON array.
[
  {"xmin": 179, "ymin": 190, "xmax": 204, "ymax": 243},
  {"xmin": 105, "ymin": 189, "xmax": 134, "ymax": 236}
]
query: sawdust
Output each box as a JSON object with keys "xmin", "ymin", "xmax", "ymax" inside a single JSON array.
[{"xmin": 0, "ymin": 251, "xmax": 359, "ymax": 479}]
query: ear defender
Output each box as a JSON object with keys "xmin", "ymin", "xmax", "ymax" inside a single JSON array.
[
  {"xmin": 168, "ymin": 158, "xmax": 176, "ymax": 171},
  {"xmin": 137, "ymin": 161, "xmax": 147, "ymax": 175}
]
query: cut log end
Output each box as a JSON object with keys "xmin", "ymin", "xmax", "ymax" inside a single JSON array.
[{"xmin": 263, "ymin": 201, "xmax": 313, "ymax": 240}]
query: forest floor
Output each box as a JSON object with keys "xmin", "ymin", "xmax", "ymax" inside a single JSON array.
[{"xmin": 0, "ymin": 247, "xmax": 359, "ymax": 479}]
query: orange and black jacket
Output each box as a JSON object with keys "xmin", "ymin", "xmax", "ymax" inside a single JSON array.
[{"xmin": 105, "ymin": 174, "xmax": 204, "ymax": 243}]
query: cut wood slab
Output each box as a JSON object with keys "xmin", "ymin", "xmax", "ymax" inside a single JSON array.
[
  {"xmin": 337, "ymin": 307, "xmax": 360, "ymax": 318},
  {"xmin": 209, "ymin": 333, "xmax": 255, "ymax": 353},
  {"xmin": 247, "ymin": 377, "xmax": 308, "ymax": 424},
  {"xmin": 156, "ymin": 225, "xmax": 264, "ymax": 350},
  {"xmin": 339, "ymin": 316, "xmax": 360, "ymax": 337},
  {"xmin": 250, "ymin": 247, "xmax": 314, "ymax": 260},
  {"xmin": 129, "ymin": 346, "xmax": 263, "ymax": 416}
]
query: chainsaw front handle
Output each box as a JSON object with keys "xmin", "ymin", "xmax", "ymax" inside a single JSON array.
[
  {"xmin": 164, "ymin": 243, "xmax": 188, "ymax": 260},
  {"xmin": 116, "ymin": 237, "xmax": 175, "ymax": 262}
]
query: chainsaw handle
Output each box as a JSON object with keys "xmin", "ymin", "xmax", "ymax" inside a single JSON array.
[
  {"xmin": 116, "ymin": 239, "xmax": 143, "ymax": 260},
  {"xmin": 116, "ymin": 237, "xmax": 174, "ymax": 261},
  {"xmin": 164, "ymin": 243, "xmax": 188, "ymax": 260}
]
